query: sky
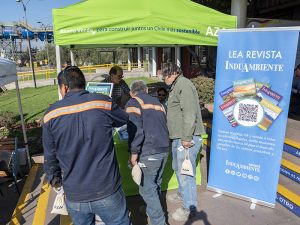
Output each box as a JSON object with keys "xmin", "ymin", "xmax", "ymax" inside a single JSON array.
[{"xmin": 0, "ymin": 0, "xmax": 81, "ymax": 27}]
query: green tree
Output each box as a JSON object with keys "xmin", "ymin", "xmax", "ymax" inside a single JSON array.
[
  {"xmin": 36, "ymin": 44, "xmax": 70, "ymax": 66},
  {"xmin": 35, "ymin": 45, "xmax": 133, "ymax": 67}
]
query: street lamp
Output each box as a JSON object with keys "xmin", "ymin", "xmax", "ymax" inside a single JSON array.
[
  {"xmin": 37, "ymin": 21, "xmax": 50, "ymax": 68},
  {"xmin": 16, "ymin": 0, "xmax": 37, "ymax": 88}
]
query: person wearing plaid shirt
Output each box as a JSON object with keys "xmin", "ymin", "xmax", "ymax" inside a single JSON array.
[{"xmin": 103, "ymin": 66, "xmax": 130, "ymax": 108}]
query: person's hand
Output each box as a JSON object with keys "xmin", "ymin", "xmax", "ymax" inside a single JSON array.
[
  {"xmin": 130, "ymin": 153, "xmax": 138, "ymax": 166},
  {"xmin": 181, "ymin": 140, "xmax": 193, "ymax": 149},
  {"xmin": 50, "ymin": 177, "xmax": 62, "ymax": 188}
]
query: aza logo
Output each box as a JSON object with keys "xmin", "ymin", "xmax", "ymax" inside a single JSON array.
[{"xmin": 206, "ymin": 26, "xmax": 226, "ymax": 37}]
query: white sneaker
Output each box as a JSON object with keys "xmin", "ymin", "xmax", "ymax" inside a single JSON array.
[
  {"xmin": 167, "ymin": 193, "xmax": 183, "ymax": 204},
  {"xmin": 171, "ymin": 207, "xmax": 193, "ymax": 222}
]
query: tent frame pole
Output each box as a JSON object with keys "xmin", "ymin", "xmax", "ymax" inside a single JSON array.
[
  {"xmin": 152, "ymin": 47, "xmax": 157, "ymax": 77},
  {"xmin": 175, "ymin": 46, "xmax": 181, "ymax": 67},
  {"xmin": 56, "ymin": 45, "xmax": 62, "ymax": 74},
  {"xmin": 15, "ymin": 80, "xmax": 31, "ymax": 169},
  {"xmin": 56, "ymin": 45, "xmax": 62, "ymax": 100},
  {"xmin": 127, "ymin": 48, "xmax": 132, "ymax": 71},
  {"xmin": 138, "ymin": 47, "xmax": 142, "ymax": 68},
  {"xmin": 70, "ymin": 50, "xmax": 75, "ymax": 66}
]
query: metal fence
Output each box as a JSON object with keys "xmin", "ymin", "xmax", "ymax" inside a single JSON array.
[{"xmin": 17, "ymin": 63, "xmax": 147, "ymax": 81}]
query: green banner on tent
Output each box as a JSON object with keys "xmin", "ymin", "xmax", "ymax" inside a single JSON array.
[{"xmin": 53, "ymin": 0, "xmax": 236, "ymax": 48}]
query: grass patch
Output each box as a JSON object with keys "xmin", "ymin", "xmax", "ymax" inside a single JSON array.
[
  {"xmin": 0, "ymin": 85, "xmax": 59, "ymax": 123},
  {"xmin": 0, "ymin": 77, "xmax": 159, "ymax": 123},
  {"xmin": 0, "ymin": 77, "xmax": 160, "ymax": 154},
  {"xmin": 0, "ymin": 85, "xmax": 59, "ymax": 153},
  {"xmin": 125, "ymin": 77, "xmax": 160, "ymax": 86}
]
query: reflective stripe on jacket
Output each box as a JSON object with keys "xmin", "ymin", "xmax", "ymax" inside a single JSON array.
[
  {"xmin": 125, "ymin": 92, "xmax": 169, "ymax": 157},
  {"xmin": 43, "ymin": 90, "xmax": 128, "ymax": 202}
]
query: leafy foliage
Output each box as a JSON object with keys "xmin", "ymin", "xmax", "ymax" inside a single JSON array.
[
  {"xmin": 0, "ymin": 111, "xmax": 18, "ymax": 139},
  {"xmin": 36, "ymin": 44, "xmax": 130, "ymax": 66},
  {"xmin": 0, "ymin": 111, "xmax": 19, "ymax": 128},
  {"xmin": 191, "ymin": 76, "xmax": 215, "ymax": 104},
  {"xmin": 0, "ymin": 127, "xmax": 9, "ymax": 139}
]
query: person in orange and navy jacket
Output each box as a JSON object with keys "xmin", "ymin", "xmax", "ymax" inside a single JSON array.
[
  {"xmin": 43, "ymin": 66, "xmax": 130, "ymax": 225},
  {"xmin": 125, "ymin": 80, "xmax": 169, "ymax": 225}
]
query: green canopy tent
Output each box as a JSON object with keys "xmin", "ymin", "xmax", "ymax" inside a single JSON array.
[
  {"xmin": 53, "ymin": 0, "xmax": 237, "ymax": 48},
  {"xmin": 51, "ymin": 0, "xmax": 237, "ymax": 194},
  {"xmin": 53, "ymin": 0, "xmax": 236, "ymax": 75}
]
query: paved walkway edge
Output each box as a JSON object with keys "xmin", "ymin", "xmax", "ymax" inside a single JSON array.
[{"xmin": 9, "ymin": 164, "xmax": 39, "ymax": 225}]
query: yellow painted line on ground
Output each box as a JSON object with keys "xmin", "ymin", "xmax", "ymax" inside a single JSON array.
[
  {"xmin": 284, "ymin": 138, "xmax": 300, "ymax": 150},
  {"xmin": 32, "ymin": 179, "xmax": 51, "ymax": 225},
  {"xmin": 278, "ymin": 184, "xmax": 300, "ymax": 206},
  {"xmin": 9, "ymin": 164, "xmax": 39, "ymax": 225},
  {"xmin": 60, "ymin": 215, "xmax": 73, "ymax": 225},
  {"xmin": 281, "ymin": 159, "xmax": 300, "ymax": 175}
]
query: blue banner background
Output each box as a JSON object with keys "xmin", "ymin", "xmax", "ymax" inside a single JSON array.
[{"xmin": 208, "ymin": 30, "xmax": 299, "ymax": 205}]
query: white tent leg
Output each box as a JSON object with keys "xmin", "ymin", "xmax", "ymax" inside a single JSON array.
[
  {"xmin": 147, "ymin": 48, "xmax": 151, "ymax": 74},
  {"xmin": 15, "ymin": 80, "xmax": 31, "ymax": 169},
  {"xmin": 56, "ymin": 45, "xmax": 62, "ymax": 74},
  {"xmin": 70, "ymin": 50, "xmax": 75, "ymax": 66},
  {"xmin": 138, "ymin": 47, "xmax": 142, "ymax": 68},
  {"xmin": 152, "ymin": 47, "xmax": 157, "ymax": 77},
  {"xmin": 56, "ymin": 45, "xmax": 62, "ymax": 100},
  {"xmin": 175, "ymin": 46, "xmax": 181, "ymax": 67},
  {"xmin": 128, "ymin": 48, "xmax": 132, "ymax": 71}
]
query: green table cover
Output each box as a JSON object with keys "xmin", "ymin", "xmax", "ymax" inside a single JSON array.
[{"xmin": 114, "ymin": 135, "xmax": 201, "ymax": 196}]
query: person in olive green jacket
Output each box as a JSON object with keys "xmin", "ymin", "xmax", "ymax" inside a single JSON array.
[{"xmin": 162, "ymin": 63, "xmax": 205, "ymax": 222}]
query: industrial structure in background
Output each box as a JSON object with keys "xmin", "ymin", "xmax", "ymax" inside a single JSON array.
[{"xmin": 0, "ymin": 22, "xmax": 53, "ymax": 64}]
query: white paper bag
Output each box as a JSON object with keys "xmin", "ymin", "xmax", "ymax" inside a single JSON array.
[
  {"xmin": 180, "ymin": 149, "xmax": 194, "ymax": 177},
  {"xmin": 95, "ymin": 215, "xmax": 106, "ymax": 225},
  {"xmin": 132, "ymin": 164, "xmax": 142, "ymax": 185},
  {"xmin": 51, "ymin": 187, "xmax": 68, "ymax": 215}
]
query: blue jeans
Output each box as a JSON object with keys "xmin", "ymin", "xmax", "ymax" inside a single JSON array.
[
  {"xmin": 139, "ymin": 152, "xmax": 168, "ymax": 225},
  {"xmin": 65, "ymin": 187, "xmax": 130, "ymax": 225},
  {"xmin": 171, "ymin": 135, "xmax": 202, "ymax": 211}
]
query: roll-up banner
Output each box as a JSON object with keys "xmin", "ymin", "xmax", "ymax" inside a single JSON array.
[{"xmin": 208, "ymin": 28, "xmax": 300, "ymax": 207}]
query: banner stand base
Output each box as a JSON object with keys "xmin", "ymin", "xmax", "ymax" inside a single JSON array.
[
  {"xmin": 207, "ymin": 186, "xmax": 275, "ymax": 208},
  {"xmin": 213, "ymin": 193, "xmax": 223, "ymax": 198},
  {"xmin": 250, "ymin": 202, "xmax": 256, "ymax": 210}
]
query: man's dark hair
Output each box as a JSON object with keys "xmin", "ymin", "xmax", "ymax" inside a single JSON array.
[
  {"xmin": 162, "ymin": 63, "xmax": 182, "ymax": 77},
  {"xmin": 157, "ymin": 87, "xmax": 167, "ymax": 95},
  {"xmin": 57, "ymin": 66, "xmax": 86, "ymax": 90},
  {"xmin": 295, "ymin": 64, "xmax": 300, "ymax": 71},
  {"xmin": 109, "ymin": 66, "xmax": 123, "ymax": 76}
]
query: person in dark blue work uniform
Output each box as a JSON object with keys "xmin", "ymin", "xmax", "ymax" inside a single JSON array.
[
  {"xmin": 43, "ymin": 66, "xmax": 130, "ymax": 225},
  {"xmin": 125, "ymin": 80, "xmax": 169, "ymax": 225}
]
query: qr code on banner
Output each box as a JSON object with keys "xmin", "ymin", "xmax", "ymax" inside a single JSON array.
[{"xmin": 238, "ymin": 103, "xmax": 258, "ymax": 122}]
